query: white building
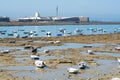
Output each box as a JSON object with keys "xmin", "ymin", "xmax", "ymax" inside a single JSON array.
[{"xmin": 18, "ymin": 12, "xmax": 52, "ymax": 22}]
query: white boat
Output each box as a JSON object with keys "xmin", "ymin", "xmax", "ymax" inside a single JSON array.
[
  {"xmin": 78, "ymin": 62, "xmax": 86, "ymax": 69},
  {"xmin": 35, "ymin": 60, "xmax": 46, "ymax": 68},
  {"xmin": 117, "ymin": 58, "xmax": 120, "ymax": 64},
  {"xmin": 46, "ymin": 32, "xmax": 51, "ymax": 37},
  {"xmin": 67, "ymin": 67, "xmax": 78, "ymax": 74},
  {"xmin": 111, "ymin": 78, "xmax": 120, "ymax": 80},
  {"xmin": 1, "ymin": 50, "xmax": 10, "ymax": 54},
  {"xmin": 31, "ymin": 47, "xmax": 37, "ymax": 53},
  {"xmin": 54, "ymin": 41, "xmax": 61, "ymax": 44},
  {"xmin": 31, "ymin": 55, "xmax": 39, "ymax": 60},
  {"xmin": 88, "ymin": 50, "xmax": 94, "ymax": 55},
  {"xmin": 115, "ymin": 47, "xmax": 120, "ymax": 50},
  {"xmin": 43, "ymin": 50, "xmax": 49, "ymax": 53}
]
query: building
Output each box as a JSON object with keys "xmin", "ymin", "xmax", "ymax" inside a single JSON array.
[
  {"xmin": 52, "ymin": 16, "xmax": 89, "ymax": 23},
  {"xmin": 17, "ymin": 11, "xmax": 89, "ymax": 23},
  {"xmin": 79, "ymin": 16, "xmax": 89, "ymax": 22},
  {"xmin": 0, "ymin": 16, "xmax": 10, "ymax": 22},
  {"xmin": 18, "ymin": 12, "xmax": 52, "ymax": 22}
]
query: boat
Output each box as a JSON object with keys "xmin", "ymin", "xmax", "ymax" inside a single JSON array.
[
  {"xmin": 117, "ymin": 58, "xmax": 120, "ymax": 64},
  {"xmin": 67, "ymin": 67, "xmax": 78, "ymax": 74},
  {"xmin": 43, "ymin": 50, "xmax": 49, "ymax": 53},
  {"xmin": 24, "ymin": 45, "xmax": 32, "ymax": 49},
  {"xmin": 9, "ymin": 40, "xmax": 16, "ymax": 43},
  {"xmin": 32, "ymin": 47, "xmax": 37, "ymax": 53},
  {"xmin": 35, "ymin": 60, "xmax": 46, "ymax": 68},
  {"xmin": 88, "ymin": 50, "xmax": 94, "ymax": 55},
  {"xmin": 31, "ymin": 55, "xmax": 39, "ymax": 60},
  {"xmin": 46, "ymin": 32, "xmax": 51, "ymax": 37},
  {"xmin": 78, "ymin": 62, "xmax": 86, "ymax": 69},
  {"xmin": 1, "ymin": 50, "xmax": 10, "ymax": 54},
  {"xmin": 83, "ymin": 45, "xmax": 92, "ymax": 48},
  {"xmin": 54, "ymin": 41, "xmax": 61, "ymax": 44},
  {"xmin": 111, "ymin": 78, "xmax": 120, "ymax": 80},
  {"xmin": 115, "ymin": 47, "xmax": 120, "ymax": 51}
]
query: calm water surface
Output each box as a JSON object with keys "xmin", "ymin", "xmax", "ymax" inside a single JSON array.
[{"xmin": 0, "ymin": 25, "xmax": 120, "ymax": 38}]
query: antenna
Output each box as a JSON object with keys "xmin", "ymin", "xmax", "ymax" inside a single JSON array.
[{"xmin": 56, "ymin": 6, "xmax": 58, "ymax": 17}]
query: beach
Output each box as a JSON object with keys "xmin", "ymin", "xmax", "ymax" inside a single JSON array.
[{"xmin": 0, "ymin": 33, "xmax": 120, "ymax": 80}]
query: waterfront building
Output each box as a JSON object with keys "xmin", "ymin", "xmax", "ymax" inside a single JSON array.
[
  {"xmin": 52, "ymin": 16, "xmax": 89, "ymax": 23},
  {"xmin": 79, "ymin": 16, "xmax": 89, "ymax": 22},
  {"xmin": 18, "ymin": 12, "xmax": 52, "ymax": 22},
  {"xmin": 0, "ymin": 16, "xmax": 10, "ymax": 22},
  {"xmin": 17, "ymin": 11, "xmax": 89, "ymax": 23}
]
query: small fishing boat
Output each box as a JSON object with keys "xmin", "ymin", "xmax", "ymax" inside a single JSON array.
[
  {"xmin": 83, "ymin": 45, "xmax": 92, "ymax": 48},
  {"xmin": 67, "ymin": 67, "xmax": 78, "ymax": 74},
  {"xmin": 88, "ymin": 50, "xmax": 94, "ymax": 55},
  {"xmin": 32, "ymin": 47, "xmax": 37, "ymax": 53},
  {"xmin": 54, "ymin": 41, "xmax": 61, "ymax": 44},
  {"xmin": 117, "ymin": 58, "xmax": 120, "ymax": 64},
  {"xmin": 9, "ymin": 40, "xmax": 16, "ymax": 43},
  {"xmin": 35, "ymin": 60, "xmax": 46, "ymax": 68},
  {"xmin": 115, "ymin": 47, "xmax": 120, "ymax": 51},
  {"xmin": 111, "ymin": 78, "xmax": 120, "ymax": 80},
  {"xmin": 46, "ymin": 32, "xmax": 51, "ymax": 37},
  {"xmin": 8, "ymin": 33, "xmax": 14, "ymax": 36},
  {"xmin": 1, "ymin": 49, "xmax": 10, "ymax": 54},
  {"xmin": 43, "ymin": 50, "xmax": 49, "ymax": 53},
  {"xmin": 31, "ymin": 55, "xmax": 39, "ymax": 60},
  {"xmin": 24, "ymin": 45, "xmax": 32, "ymax": 49},
  {"xmin": 78, "ymin": 62, "xmax": 86, "ymax": 69}
]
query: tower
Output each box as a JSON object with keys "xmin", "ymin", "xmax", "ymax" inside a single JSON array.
[
  {"xmin": 56, "ymin": 6, "xmax": 58, "ymax": 17},
  {"xmin": 35, "ymin": 12, "xmax": 40, "ymax": 18}
]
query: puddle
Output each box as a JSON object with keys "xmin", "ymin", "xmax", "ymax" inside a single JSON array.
[
  {"xmin": 94, "ymin": 59, "xmax": 119, "ymax": 75},
  {"xmin": 14, "ymin": 57, "xmax": 30, "ymax": 63},
  {"xmin": 7, "ymin": 66, "xmax": 35, "ymax": 71},
  {"xmin": 81, "ymin": 51, "xmax": 120, "ymax": 57},
  {"xmin": 12, "ymin": 64, "xmax": 78, "ymax": 80},
  {"xmin": 38, "ymin": 43, "xmax": 105, "ymax": 51},
  {"xmin": 39, "ymin": 55, "xmax": 57, "ymax": 60}
]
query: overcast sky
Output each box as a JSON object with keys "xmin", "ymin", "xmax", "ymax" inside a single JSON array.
[{"xmin": 0, "ymin": 0, "xmax": 120, "ymax": 21}]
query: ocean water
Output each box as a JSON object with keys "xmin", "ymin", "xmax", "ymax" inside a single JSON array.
[{"xmin": 0, "ymin": 25, "xmax": 120, "ymax": 38}]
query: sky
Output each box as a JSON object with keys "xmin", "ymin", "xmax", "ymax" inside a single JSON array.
[{"xmin": 0, "ymin": 0, "xmax": 120, "ymax": 21}]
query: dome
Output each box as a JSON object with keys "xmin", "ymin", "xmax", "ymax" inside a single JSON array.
[{"xmin": 35, "ymin": 12, "xmax": 40, "ymax": 18}]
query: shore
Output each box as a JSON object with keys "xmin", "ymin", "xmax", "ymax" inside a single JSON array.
[
  {"xmin": 0, "ymin": 34, "xmax": 120, "ymax": 80},
  {"xmin": 1, "ymin": 21, "xmax": 120, "ymax": 26}
]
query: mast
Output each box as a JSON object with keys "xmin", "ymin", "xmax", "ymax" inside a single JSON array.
[{"xmin": 56, "ymin": 6, "xmax": 58, "ymax": 17}]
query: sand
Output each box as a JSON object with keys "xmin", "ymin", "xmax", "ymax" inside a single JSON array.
[{"xmin": 0, "ymin": 33, "xmax": 120, "ymax": 80}]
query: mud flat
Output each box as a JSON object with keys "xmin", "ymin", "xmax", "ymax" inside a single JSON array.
[{"xmin": 0, "ymin": 34, "xmax": 120, "ymax": 80}]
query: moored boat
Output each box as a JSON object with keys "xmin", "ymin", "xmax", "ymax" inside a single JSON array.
[
  {"xmin": 78, "ymin": 62, "xmax": 86, "ymax": 69},
  {"xmin": 35, "ymin": 60, "xmax": 46, "ymax": 68},
  {"xmin": 67, "ymin": 67, "xmax": 79, "ymax": 74}
]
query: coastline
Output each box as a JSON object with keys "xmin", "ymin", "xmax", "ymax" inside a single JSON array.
[{"xmin": 0, "ymin": 21, "xmax": 120, "ymax": 26}]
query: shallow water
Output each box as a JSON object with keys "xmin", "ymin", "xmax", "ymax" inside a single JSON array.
[
  {"xmin": 94, "ymin": 59, "xmax": 119, "ymax": 75},
  {"xmin": 6, "ymin": 58, "xmax": 119, "ymax": 80},
  {"xmin": 7, "ymin": 66, "xmax": 35, "ymax": 71},
  {"xmin": 0, "ymin": 25, "xmax": 120, "ymax": 38},
  {"xmin": 38, "ymin": 43, "xmax": 105, "ymax": 51},
  {"xmin": 81, "ymin": 51, "xmax": 120, "ymax": 57}
]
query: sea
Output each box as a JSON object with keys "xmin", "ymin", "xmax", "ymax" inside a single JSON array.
[{"xmin": 0, "ymin": 25, "xmax": 120, "ymax": 38}]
